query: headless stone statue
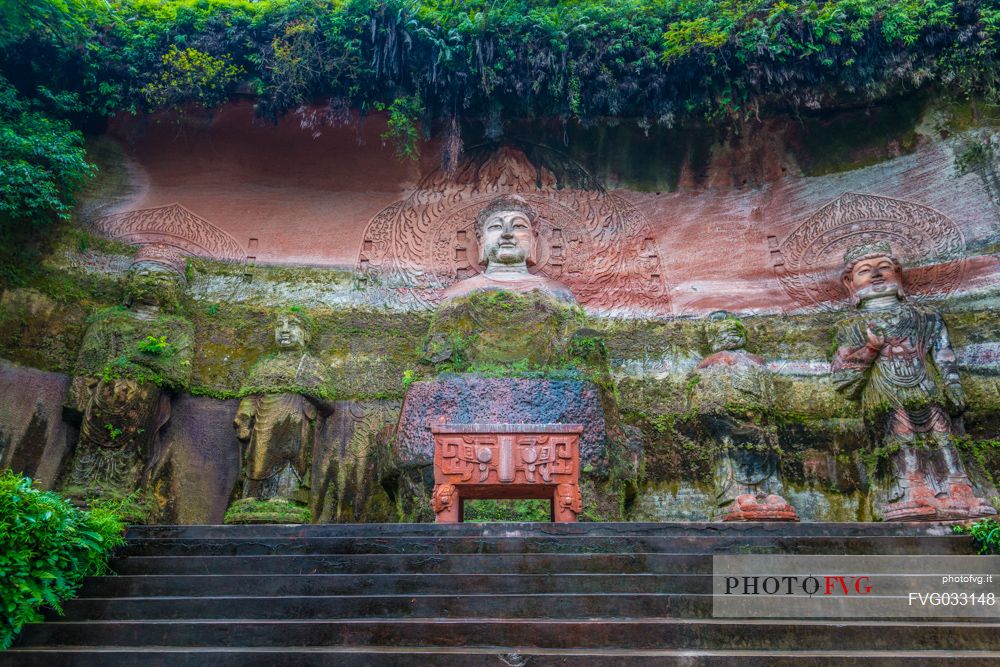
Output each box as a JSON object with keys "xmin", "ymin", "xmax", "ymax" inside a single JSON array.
[
  {"xmin": 441, "ymin": 194, "xmax": 576, "ymax": 304},
  {"xmin": 64, "ymin": 253, "xmax": 192, "ymax": 498},
  {"xmin": 831, "ymin": 241, "xmax": 996, "ymax": 521},
  {"xmin": 230, "ymin": 312, "xmax": 334, "ymax": 520},
  {"xmin": 689, "ymin": 311, "xmax": 797, "ymax": 521}
]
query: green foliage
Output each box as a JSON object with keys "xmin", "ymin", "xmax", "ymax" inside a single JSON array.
[
  {"xmin": 953, "ymin": 517, "xmax": 1000, "ymax": 554},
  {"xmin": 141, "ymin": 46, "xmax": 244, "ymax": 111},
  {"xmin": 375, "ymin": 95, "xmax": 425, "ymax": 160},
  {"xmin": 401, "ymin": 368, "xmax": 416, "ymax": 390},
  {"xmin": 136, "ymin": 334, "xmax": 170, "ymax": 356},
  {"xmin": 0, "ymin": 471, "xmax": 126, "ymax": 649},
  {"xmin": 224, "ymin": 497, "xmax": 311, "ymax": 524},
  {"xmin": 463, "ymin": 498, "xmax": 552, "ymax": 522},
  {"xmin": 0, "ymin": 78, "xmax": 93, "ymax": 222}
]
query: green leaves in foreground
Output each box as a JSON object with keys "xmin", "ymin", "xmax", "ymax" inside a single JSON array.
[
  {"xmin": 0, "ymin": 471, "xmax": 126, "ymax": 649},
  {"xmin": 953, "ymin": 517, "xmax": 1000, "ymax": 554}
]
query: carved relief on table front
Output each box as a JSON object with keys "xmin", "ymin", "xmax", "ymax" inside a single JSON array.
[
  {"xmin": 769, "ymin": 192, "xmax": 966, "ymax": 312},
  {"xmin": 90, "ymin": 203, "xmax": 247, "ymax": 264},
  {"xmin": 355, "ymin": 147, "xmax": 669, "ymax": 316},
  {"xmin": 436, "ymin": 434, "xmax": 577, "ymax": 485}
]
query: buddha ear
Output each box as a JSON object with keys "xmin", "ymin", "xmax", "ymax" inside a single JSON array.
[
  {"xmin": 526, "ymin": 230, "xmax": 539, "ymax": 266},
  {"xmin": 478, "ymin": 239, "xmax": 487, "ymax": 266}
]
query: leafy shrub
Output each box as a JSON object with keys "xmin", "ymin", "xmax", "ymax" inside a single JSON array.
[
  {"xmin": 141, "ymin": 46, "xmax": 244, "ymax": 111},
  {"xmin": 464, "ymin": 499, "xmax": 552, "ymax": 522},
  {"xmin": 0, "ymin": 78, "xmax": 93, "ymax": 226},
  {"xmin": 0, "ymin": 471, "xmax": 127, "ymax": 649},
  {"xmin": 954, "ymin": 517, "xmax": 1000, "ymax": 554},
  {"xmin": 136, "ymin": 335, "xmax": 170, "ymax": 356}
]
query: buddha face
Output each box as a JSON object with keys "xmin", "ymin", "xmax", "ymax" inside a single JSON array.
[
  {"xmin": 275, "ymin": 315, "xmax": 307, "ymax": 350},
  {"xmin": 843, "ymin": 254, "xmax": 903, "ymax": 304},
  {"xmin": 711, "ymin": 320, "xmax": 746, "ymax": 352},
  {"xmin": 126, "ymin": 262, "xmax": 183, "ymax": 310},
  {"xmin": 479, "ymin": 209, "xmax": 536, "ymax": 267}
]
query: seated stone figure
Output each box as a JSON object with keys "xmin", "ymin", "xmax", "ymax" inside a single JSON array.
[
  {"xmin": 64, "ymin": 253, "xmax": 193, "ymax": 499},
  {"xmin": 229, "ymin": 311, "xmax": 334, "ymax": 522},
  {"xmin": 831, "ymin": 241, "xmax": 996, "ymax": 521},
  {"xmin": 689, "ymin": 311, "xmax": 797, "ymax": 521},
  {"xmin": 441, "ymin": 194, "xmax": 576, "ymax": 304}
]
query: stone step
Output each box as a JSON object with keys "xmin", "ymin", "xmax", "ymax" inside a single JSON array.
[
  {"xmin": 75, "ymin": 572, "xmax": 979, "ymax": 598},
  {"xmin": 5, "ymin": 648, "xmax": 1000, "ymax": 667},
  {"xmin": 52, "ymin": 593, "xmax": 714, "ymax": 621},
  {"xmin": 111, "ymin": 552, "xmax": 716, "ymax": 575},
  {"xmin": 126, "ymin": 522, "xmax": 961, "ymax": 540},
  {"xmin": 118, "ymin": 535, "xmax": 975, "ymax": 557},
  {"xmin": 77, "ymin": 573, "xmax": 712, "ymax": 597},
  {"xmin": 14, "ymin": 619, "xmax": 1000, "ymax": 651}
]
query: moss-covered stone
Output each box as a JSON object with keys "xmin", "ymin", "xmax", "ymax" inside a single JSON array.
[
  {"xmin": 224, "ymin": 497, "xmax": 311, "ymax": 524},
  {"xmin": 425, "ymin": 290, "xmax": 584, "ymax": 371}
]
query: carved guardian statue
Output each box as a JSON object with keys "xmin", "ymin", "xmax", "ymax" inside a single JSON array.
[
  {"xmin": 831, "ymin": 241, "xmax": 996, "ymax": 520},
  {"xmin": 64, "ymin": 252, "xmax": 193, "ymax": 498},
  {"xmin": 689, "ymin": 311, "xmax": 797, "ymax": 521}
]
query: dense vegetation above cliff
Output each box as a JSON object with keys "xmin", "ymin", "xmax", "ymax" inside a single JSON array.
[{"xmin": 3, "ymin": 0, "xmax": 1000, "ymax": 232}]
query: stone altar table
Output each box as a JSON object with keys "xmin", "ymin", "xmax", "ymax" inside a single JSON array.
[{"xmin": 430, "ymin": 423, "xmax": 583, "ymax": 523}]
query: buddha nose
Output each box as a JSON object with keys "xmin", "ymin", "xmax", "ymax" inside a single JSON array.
[{"xmin": 501, "ymin": 225, "xmax": 514, "ymax": 238}]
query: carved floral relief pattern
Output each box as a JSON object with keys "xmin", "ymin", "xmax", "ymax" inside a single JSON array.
[
  {"xmin": 91, "ymin": 203, "xmax": 247, "ymax": 263},
  {"xmin": 355, "ymin": 147, "xmax": 670, "ymax": 316},
  {"xmin": 770, "ymin": 192, "xmax": 966, "ymax": 311}
]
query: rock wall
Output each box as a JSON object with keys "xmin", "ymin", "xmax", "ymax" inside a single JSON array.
[
  {"xmin": 83, "ymin": 99, "xmax": 1000, "ymax": 317},
  {"xmin": 1, "ymin": 97, "xmax": 998, "ymax": 522}
]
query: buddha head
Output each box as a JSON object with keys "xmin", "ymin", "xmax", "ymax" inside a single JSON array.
[
  {"xmin": 275, "ymin": 311, "xmax": 308, "ymax": 350},
  {"xmin": 707, "ymin": 311, "xmax": 747, "ymax": 352},
  {"xmin": 124, "ymin": 260, "xmax": 185, "ymax": 314},
  {"xmin": 841, "ymin": 241, "xmax": 906, "ymax": 307},
  {"xmin": 474, "ymin": 194, "xmax": 540, "ymax": 269}
]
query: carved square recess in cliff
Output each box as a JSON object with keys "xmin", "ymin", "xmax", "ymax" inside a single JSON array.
[
  {"xmin": 354, "ymin": 147, "xmax": 669, "ymax": 316},
  {"xmin": 90, "ymin": 204, "xmax": 247, "ymax": 266},
  {"xmin": 771, "ymin": 193, "xmax": 966, "ymax": 311}
]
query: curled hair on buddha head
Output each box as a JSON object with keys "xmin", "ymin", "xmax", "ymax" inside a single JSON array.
[
  {"xmin": 840, "ymin": 240, "xmax": 907, "ymax": 305},
  {"xmin": 474, "ymin": 194, "xmax": 539, "ymax": 238}
]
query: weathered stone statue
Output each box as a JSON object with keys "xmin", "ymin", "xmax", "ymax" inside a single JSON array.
[
  {"xmin": 831, "ymin": 241, "xmax": 996, "ymax": 520},
  {"xmin": 64, "ymin": 254, "xmax": 193, "ymax": 498},
  {"xmin": 228, "ymin": 311, "xmax": 334, "ymax": 522},
  {"xmin": 689, "ymin": 311, "xmax": 797, "ymax": 521},
  {"xmin": 441, "ymin": 194, "xmax": 576, "ymax": 304}
]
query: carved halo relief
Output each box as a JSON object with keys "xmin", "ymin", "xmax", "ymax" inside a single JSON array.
[
  {"xmin": 355, "ymin": 148, "xmax": 670, "ymax": 316},
  {"xmin": 90, "ymin": 203, "xmax": 248, "ymax": 266},
  {"xmin": 769, "ymin": 192, "xmax": 966, "ymax": 311},
  {"xmin": 87, "ymin": 182, "xmax": 969, "ymax": 315}
]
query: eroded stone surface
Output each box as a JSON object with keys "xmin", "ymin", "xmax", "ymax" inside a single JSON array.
[
  {"xmin": 396, "ymin": 376, "xmax": 607, "ymax": 469},
  {"xmin": 831, "ymin": 241, "xmax": 997, "ymax": 521}
]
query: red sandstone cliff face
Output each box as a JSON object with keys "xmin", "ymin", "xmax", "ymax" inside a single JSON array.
[{"xmin": 89, "ymin": 101, "xmax": 1000, "ymax": 317}]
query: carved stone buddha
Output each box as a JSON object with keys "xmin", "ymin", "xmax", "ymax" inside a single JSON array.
[
  {"xmin": 441, "ymin": 194, "xmax": 576, "ymax": 304},
  {"xmin": 831, "ymin": 241, "xmax": 996, "ymax": 520},
  {"xmin": 230, "ymin": 311, "xmax": 334, "ymax": 519},
  {"xmin": 689, "ymin": 311, "xmax": 797, "ymax": 521},
  {"xmin": 64, "ymin": 254, "xmax": 193, "ymax": 498}
]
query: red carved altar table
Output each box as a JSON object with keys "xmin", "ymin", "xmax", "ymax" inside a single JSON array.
[{"xmin": 430, "ymin": 423, "xmax": 583, "ymax": 523}]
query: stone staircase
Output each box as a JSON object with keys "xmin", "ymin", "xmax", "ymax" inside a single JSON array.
[{"xmin": 5, "ymin": 522, "xmax": 999, "ymax": 665}]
